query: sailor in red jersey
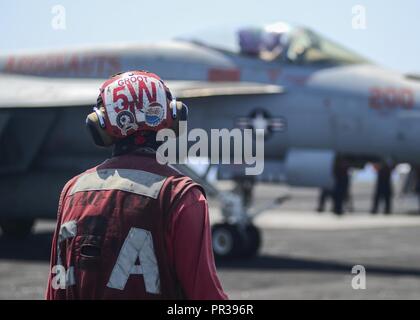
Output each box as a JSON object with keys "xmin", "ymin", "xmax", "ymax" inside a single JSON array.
[{"xmin": 45, "ymin": 70, "xmax": 227, "ymax": 300}]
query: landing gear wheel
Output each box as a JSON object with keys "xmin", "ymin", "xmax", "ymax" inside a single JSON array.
[
  {"xmin": 0, "ymin": 219, "xmax": 35, "ymax": 238},
  {"xmin": 212, "ymin": 223, "xmax": 243, "ymax": 259},
  {"xmin": 212, "ymin": 223, "xmax": 262, "ymax": 259}
]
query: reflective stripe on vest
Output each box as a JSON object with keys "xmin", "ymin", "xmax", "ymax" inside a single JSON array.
[
  {"xmin": 107, "ymin": 228, "xmax": 160, "ymax": 294},
  {"xmin": 69, "ymin": 169, "xmax": 166, "ymax": 199}
]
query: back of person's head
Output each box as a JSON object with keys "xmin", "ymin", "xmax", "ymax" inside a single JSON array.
[{"xmin": 86, "ymin": 70, "xmax": 188, "ymax": 154}]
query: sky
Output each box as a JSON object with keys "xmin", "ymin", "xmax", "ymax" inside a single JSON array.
[{"xmin": 0, "ymin": 0, "xmax": 419, "ymax": 73}]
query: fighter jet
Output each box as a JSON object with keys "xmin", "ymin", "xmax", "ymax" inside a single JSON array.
[{"xmin": 1, "ymin": 22, "xmax": 419, "ymax": 258}]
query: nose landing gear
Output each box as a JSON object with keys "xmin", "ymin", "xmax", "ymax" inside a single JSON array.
[{"xmin": 173, "ymin": 164, "xmax": 289, "ymax": 260}]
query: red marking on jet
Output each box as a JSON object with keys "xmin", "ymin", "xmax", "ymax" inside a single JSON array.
[
  {"xmin": 208, "ymin": 68, "xmax": 241, "ymax": 82},
  {"xmin": 369, "ymin": 87, "xmax": 414, "ymax": 110},
  {"xmin": 3, "ymin": 54, "xmax": 121, "ymax": 77}
]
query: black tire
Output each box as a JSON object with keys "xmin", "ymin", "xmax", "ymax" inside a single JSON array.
[
  {"xmin": 0, "ymin": 219, "xmax": 35, "ymax": 238},
  {"xmin": 211, "ymin": 223, "xmax": 244, "ymax": 260},
  {"xmin": 242, "ymin": 224, "xmax": 261, "ymax": 258}
]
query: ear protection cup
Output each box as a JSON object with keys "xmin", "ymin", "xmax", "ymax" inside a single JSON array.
[
  {"xmin": 86, "ymin": 107, "xmax": 115, "ymax": 147},
  {"xmin": 170, "ymin": 101, "xmax": 188, "ymax": 136},
  {"xmin": 170, "ymin": 98, "xmax": 178, "ymax": 120}
]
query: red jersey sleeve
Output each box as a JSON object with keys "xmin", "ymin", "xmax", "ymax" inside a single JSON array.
[
  {"xmin": 166, "ymin": 187, "xmax": 228, "ymax": 300},
  {"xmin": 45, "ymin": 178, "xmax": 76, "ymax": 300}
]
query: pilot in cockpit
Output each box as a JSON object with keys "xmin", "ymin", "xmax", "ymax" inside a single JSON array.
[{"xmin": 238, "ymin": 22, "xmax": 291, "ymax": 61}]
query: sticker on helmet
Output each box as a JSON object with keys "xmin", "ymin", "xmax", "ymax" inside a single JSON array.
[
  {"xmin": 116, "ymin": 110, "xmax": 138, "ymax": 135},
  {"xmin": 144, "ymin": 102, "xmax": 164, "ymax": 127}
]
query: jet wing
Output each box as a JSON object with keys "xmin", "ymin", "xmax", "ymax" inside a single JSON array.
[
  {"xmin": 167, "ymin": 81, "xmax": 284, "ymax": 98},
  {"xmin": 0, "ymin": 73, "xmax": 103, "ymax": 108},
  {"xmin": 0, "ymin": 73, "xmax": 284, "ymax": 108}
]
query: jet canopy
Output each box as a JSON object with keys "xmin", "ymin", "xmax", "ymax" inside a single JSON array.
[{"xmin": 182, "ymin": 22, "xmax": 368, "ymax": 66}]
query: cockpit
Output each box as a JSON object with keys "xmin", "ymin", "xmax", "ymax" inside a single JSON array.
[{"xmin": 181, "ymin": 22, "xmax": 368, "ymax": 66}]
